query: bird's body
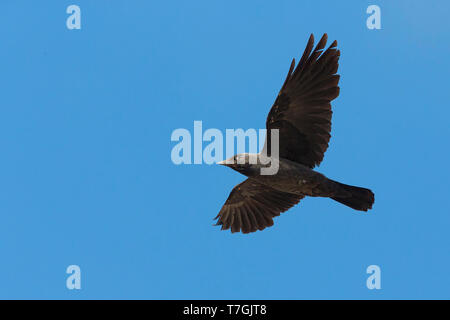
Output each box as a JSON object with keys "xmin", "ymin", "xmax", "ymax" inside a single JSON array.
[
  {"xmin": 214, "ymin": 34, "xmax": 374, "ymax": 234},
  {"xmin": 228, "ymin": 154, "xmax": 329, "ymax": 196},
  {"xmin": 256, "ymin": 157, "xmax": 335, "ymax": 197}
]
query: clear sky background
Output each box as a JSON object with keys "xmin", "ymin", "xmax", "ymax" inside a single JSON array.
[{"xmin": 0, "ymin": 1, "xmax": 449, "ymax": 299}]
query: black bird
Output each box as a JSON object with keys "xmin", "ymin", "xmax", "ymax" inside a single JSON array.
[{"xmin": 215, "ymin": 34, "xmax": 374, "ymax": 234}]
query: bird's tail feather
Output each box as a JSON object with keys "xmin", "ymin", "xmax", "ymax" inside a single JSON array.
[{"xmin": 330, "ymin": 181, "xmax": 374, "ymax": 211}]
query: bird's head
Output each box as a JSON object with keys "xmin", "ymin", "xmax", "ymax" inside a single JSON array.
[{"xmin": 217, "ymin": 153, "xmax": 261, "ymax": 176}]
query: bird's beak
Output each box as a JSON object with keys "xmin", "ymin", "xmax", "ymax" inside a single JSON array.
[
  {"xmin": 217, "ymin": 159, "xmax": 235, "ymax": 167},
  {"xmin": 217, "ymin": 157, "xmax": 236, "ymax": 167},
  {"xmin": 217, "ymin": 160, "xmax": 227, "ymax": 166}
]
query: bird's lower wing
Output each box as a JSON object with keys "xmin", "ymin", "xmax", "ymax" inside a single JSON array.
[{"xmin": 214, "ymin": 179, "xmax": 304, "ymax": 234}]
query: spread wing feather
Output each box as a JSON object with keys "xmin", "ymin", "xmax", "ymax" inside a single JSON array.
[
  {"xmin": 264, "ymin": 34, "xmax": 340, "ymax": 168},
  {"xmin": 214, "ymin": 179, "xmax": 303, "ymax": 234}
]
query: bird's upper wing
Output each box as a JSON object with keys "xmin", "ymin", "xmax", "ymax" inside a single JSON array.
[
  {"xmin": 214, "ymin": 179, "xmax": 304, "ymax": 234},
  {"xmin": 264, "ymin": 34, "xmax": 340, "ymax": 168}
]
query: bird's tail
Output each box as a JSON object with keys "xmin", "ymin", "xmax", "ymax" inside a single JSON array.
[{"xmin": 330, "ymin": 181, "xmax": 374, "ymax": 211}]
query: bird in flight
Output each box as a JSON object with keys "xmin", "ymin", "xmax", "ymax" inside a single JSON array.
[{"xmin": 215, "ymin": 34, "xmax": 374, "ymax": 234}]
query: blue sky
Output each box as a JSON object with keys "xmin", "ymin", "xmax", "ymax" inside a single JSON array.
[{"xmin": 0, "ymin": 1, "xmax": 449, "ymax": 299}]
